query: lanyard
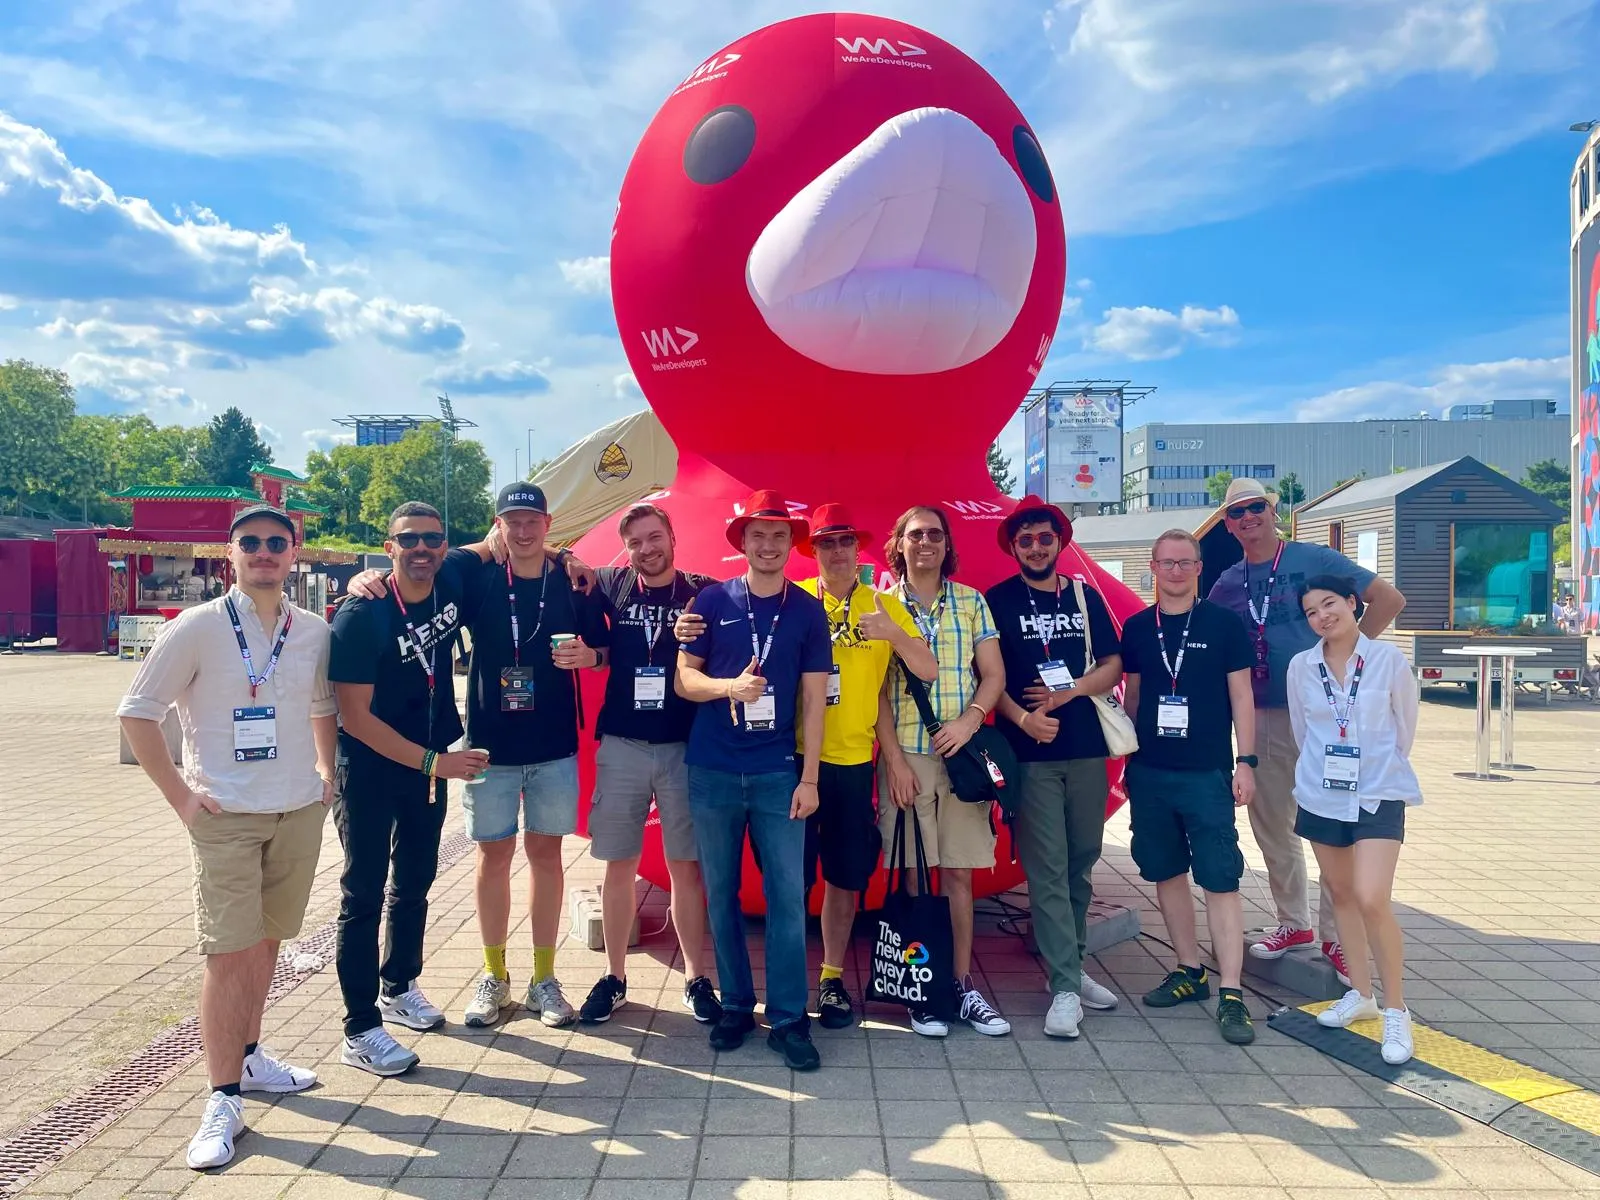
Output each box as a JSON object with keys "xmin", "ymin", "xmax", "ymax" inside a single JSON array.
[
  {"xmin": 1153, "ymin": 603, "xmax": 1194, "ymax": 694},
  {"xmin": 821, "ymin": 580, "xmax": 858, "ymax": 644},
  {"xmin": 638, "ymin": 573, "xmax": 685, "ymax": 667},
  {"xmin": 1317, "ymin": 654, "xmax": 1365, "ymax": 739},
  {"xmin": 391, "ymin": 583, "xmax": 437, "ymax": 702},
  {"xmin": 506, "ymin": 559, "xmax": 549, "ymax": 668},
  {"xmin": 1244, "ymin": 541, "xmax": 1286, "ymax": 633},
  {"xmin": 224, "ymin": 596, "xmax": 291, "ymax": 701},
  {"xmin": 741, "ymin": 576, "xmax": 788, "ymax": 669},
  {"xmin": 903, "ymin": 583, "xmax": 947, "ymax": 648},
  {"xmin": 1024, "ymin": 575, "xmax": 1064, "ymax": 659}
]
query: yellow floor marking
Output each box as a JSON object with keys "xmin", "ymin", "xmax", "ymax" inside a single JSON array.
[{"xmin": 1524, "ymin": 1089, "xmax": 1600, "ymax": 1136}]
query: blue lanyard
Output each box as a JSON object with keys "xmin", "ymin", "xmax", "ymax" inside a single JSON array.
[
  {"xmin": 739, "ymin": 576, "xmax": 787, "ymax": 669},
  {"xmin": 224, "ymin": 596, "xmax": 291, "ymax": 700},
  {"xmin": 1153, "ymin": 603, "xmax": 1194, "ymax": 694},
  {"xmin": 1317, "ymin": 655, "xmax": 1365, "ymax": 739}
]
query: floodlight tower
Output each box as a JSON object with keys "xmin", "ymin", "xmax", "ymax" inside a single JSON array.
[{"xmin": 438, "ymin": 393, "xmax": 459, "ymax": 535}]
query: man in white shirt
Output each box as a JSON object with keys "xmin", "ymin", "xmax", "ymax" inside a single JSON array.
[{"xmin": 118, "ymin": 505, "xmax": 338, "ymax": 1171}]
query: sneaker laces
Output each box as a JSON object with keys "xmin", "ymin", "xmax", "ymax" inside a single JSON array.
[
  {"xmin": 533, "ymin": 977, "xmax": 566, "ymax": 1006},
  {"xmin": 1330, "ymin": 990, "xmax": 1373, "ymax": 1020},
  {"xmin": 197, "ymin": 1094, "xmax": 238, "ymax": 1138},
  {"xmin": 357, "ymin": 1026, "xmax": 403, "ymax": 1054},
  {"xmin": 1383, "ymin": 1008, "xmax": 1410, "ymax": 1043},
  {"xmin": 962, "ymin": 989, "xmax": 1000, "ymax": 1022},
  {"xmin": 473, "ymin": 975, "xmax": 503, "ymax": 1004},
  {"xmin": 392, "ymin": 986, "xmax": 433, "ymax": 1011}
]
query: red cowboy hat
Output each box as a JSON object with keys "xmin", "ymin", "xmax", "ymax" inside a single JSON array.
[
  {"xmin": 725, "ymin": 488, "xmax": 811, "ymax": 552},
  {"xmin": 998, "ymin": 494, "xmax": 1074, "ymax": 552},
  {"xmin": 796, "ymin": 502, "xmax": 872, "ymax": 558}
]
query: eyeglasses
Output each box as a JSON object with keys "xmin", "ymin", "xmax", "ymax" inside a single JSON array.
[
  {"xmin": 904, "ymin": 528, "xmax": 946, "ymax": 544},
  {"xmin": 1225, "ymin": 499, "xmax": 1270, "ymax": 520},
  {"xmin": 813, "ymin": 535, "xmax": 858, "ymax": 552},
  {"xmin": 392, "ymin": 531, "xmax": 447, "ymax": 549},
  {"xmin": 1153, "ymin": 558, "xmax": 1200, "ymax": 572},
  {"xmin": 236, "ymin": 535, "xmax": 290, "ymax": 555},
  {"xmin": 1013, "ymin": 532, "xmax": 1058, "ymax": 550}
]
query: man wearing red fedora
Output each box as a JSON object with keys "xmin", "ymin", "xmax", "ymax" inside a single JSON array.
[
  {"xmin": 674, "ymin": 490, "xmax": 833, "ymax": 1070},
  {"xmin": 986, "ymin": 496, "xmax": 1125, "ymax": 1040},
  {"xmin": 793, "ymin": 503, "xmax": 936, "ymax": 1031}
]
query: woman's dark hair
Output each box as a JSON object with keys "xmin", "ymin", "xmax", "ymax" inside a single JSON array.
[
  {"xmin": 1298, "ymin": 574, "xmax": 1365, "ymax": 620},
  {"xmin": 885, "ymin": 505, "xmax": 958, "ymax": 581}
]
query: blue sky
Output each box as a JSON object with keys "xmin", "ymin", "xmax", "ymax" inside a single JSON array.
[{"xmin": 1, "ymin": 0, "xmax": 1595, "ymax": 486}]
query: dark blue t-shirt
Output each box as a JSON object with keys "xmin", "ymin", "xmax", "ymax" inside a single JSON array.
[{"xmin": 682, "ymin": 577, "xmax": 831, "ymax": 775}]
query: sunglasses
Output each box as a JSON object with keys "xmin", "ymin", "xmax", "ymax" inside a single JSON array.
[
  {"xmin": 813, "ymin": 535, "xmax": 858, "ymax": 552},
  {"xmin": 904, "ymin": 528, "xmax": 947, "ymax": 544},
  {"xmin": 1153, "ymin": 557, "xmax": 1200, "ymax": 571},
  {"xmin": 1013, "ymin": 532, "xmax": 1058, "ymax": 550},
  {"xmin": 236, "ymin": 535, "xmax": 291, "ymax": 554},
  {"xmin": 1226, "ymin": 499, "xmax": 1270, "ymax": 520},
  {"xmin": 392, "ymin": 531, "xmax": 447, "ymax": 549}
]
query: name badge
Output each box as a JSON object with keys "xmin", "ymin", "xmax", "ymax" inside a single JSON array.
[
  {"xmin": 826, "ymin": 664, "xmax": 841, "ymax": 706},
  {"xmin": 501, "ymin": 666, "xmax": 535, "ymax": 712},
  {"xmin": 1322, "ymin": 743, "xmax": 1361, "ymax": 791},
  {"xmin": 633, "ymin": 666, "xmax": 667, "ymax": 711},
  {"xmin": 1156, "ymin": 694, "xmax": 1189, "ymax": 738},
  {"xmin": 1038, "ymin": 660, "xmax": 1076, "ymax": 692},
  {"xmin": 743, "ymin": 685, "xmax": 777, "ymax": 732},
  {"xmin": 233, "ymin": 705, "xmax": 278, "ymax": 762}
]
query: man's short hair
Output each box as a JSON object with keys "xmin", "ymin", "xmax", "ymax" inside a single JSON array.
[
  {"xmin": 618, "ymin": 503, "xmax": 674, "ymax": 540},
  {"xmin": 389, "ymin": 501, "xmax": 443, "ymax": 531},
  {"xmin": 1151, "ymin": 529, "xmax": 1201, "ymax": 558}
]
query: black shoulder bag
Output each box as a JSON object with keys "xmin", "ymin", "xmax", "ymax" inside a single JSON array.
[{"xmin": 895, "ymin": 657, "xmax": 1020, "ymax": 819}]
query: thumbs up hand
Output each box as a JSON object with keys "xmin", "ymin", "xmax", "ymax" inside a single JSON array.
[
  {"xmin": 856, "ymin": 590, "xmax": 899, "ymax": 643},
  {"xmin": 673, "ymin": 593, "xmax": 706, "ymax": 643},
  {"xmin": 728, "ymin": 655, "xmax": 767, "ymax": 703}
]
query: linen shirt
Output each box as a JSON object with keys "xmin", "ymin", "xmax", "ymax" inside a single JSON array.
[
  {"xmin": 884, "ymin": 579, "xmax": 998, "ymax": 756},
  {"xmin": 1286, "ymin": 634, "xmax": 1422, "ymax": 820},
  {"xmin": 117, "ymin": 587, "xmax": 336, "ymax": 814}
]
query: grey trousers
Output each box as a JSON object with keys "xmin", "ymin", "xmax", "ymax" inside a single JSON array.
[
  {"xmin": 1251, "ymin": 707, "xmax": 1335, "ymax": 941},
  {"xmin": 1015, "ymin": 758, "xmax": 1109, "ymax": 994}
]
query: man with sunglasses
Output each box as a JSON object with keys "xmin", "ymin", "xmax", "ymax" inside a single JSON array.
[
  {"xmin": 119, "ymin": 505, "xmax": 336, "ymax": 1169},
  {"xmin": 986, "ymin": 497, "xmax": 1124, "ymax": 1040},
  {"xmin": 329, "ymin": 501, "xmax": 488, "ymax": 1077},
  {"xmin": 875, "ymin": 506, "xmax": 1010, "ymax": 1038},
  {"xmin": 1207, "ymin": 478, "xmax": 1406, "ymax": 980}
]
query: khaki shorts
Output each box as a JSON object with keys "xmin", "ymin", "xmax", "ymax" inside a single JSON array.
[
  {"xmin": 188, "ymin": 803, "xmax": 328, "ymax": 955},
  {"xmin": 876, "ymin": 750, "xmax": 996, "ymax": 870}
]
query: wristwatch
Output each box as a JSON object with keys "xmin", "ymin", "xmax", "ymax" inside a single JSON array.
[{"xmin": 1235, "ymin": 754, "xmax": 1259, "ymax": 768}]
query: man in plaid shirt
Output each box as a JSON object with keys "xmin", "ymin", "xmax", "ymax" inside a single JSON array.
[{"xmin": 875, "ymin": 506, "xmax": 1009, "ymax": 1039}]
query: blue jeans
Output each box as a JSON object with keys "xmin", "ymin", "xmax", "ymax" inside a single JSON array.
[{"xmin": 688, "ymin": 766, "xmax": 809, "ymax": 1032}]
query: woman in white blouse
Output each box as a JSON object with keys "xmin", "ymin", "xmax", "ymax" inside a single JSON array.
[{"xmin": 1287, "ymin": 575, "xmax": 1421, "ymax": 1066}]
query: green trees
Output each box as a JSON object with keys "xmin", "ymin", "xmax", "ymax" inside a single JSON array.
[
  {"xmin": 196, "ymin": 406, "xmax": 274, "ymax": 489},
  {"xmin": 359, "ymin": 425, "xmax": 492, "ymax": 543},
  {"xmin": 987, "ymin": 441, "xmax": 1017, "ymax": 495},
  {"xmin": 1205, "ymin": 470, "xmax": 1234, "ymax": 506}
]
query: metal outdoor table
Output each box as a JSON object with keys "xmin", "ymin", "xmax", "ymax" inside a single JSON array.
[{"xmin": 1441, "ymin": 645, "xmax": 1550, "ymax": 780}]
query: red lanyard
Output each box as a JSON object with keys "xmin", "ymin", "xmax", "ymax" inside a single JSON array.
[{"xmin": 391, "ymin": 584, "xmax": 436, "ymax": 697}]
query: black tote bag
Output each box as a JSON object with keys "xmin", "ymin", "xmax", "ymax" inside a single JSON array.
[{"xmin": 867, "ymin": 809, "xmax": 956, "ymax": 1021}]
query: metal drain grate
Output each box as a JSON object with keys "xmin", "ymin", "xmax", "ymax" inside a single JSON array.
[{"xmin": 0, "ymin": 828, "xmax": 479, "ymax": 1195}]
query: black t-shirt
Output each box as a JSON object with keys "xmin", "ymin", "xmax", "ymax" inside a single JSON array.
[
  {"xmin": 985, "ymin": 574, "xmax": 1121, "ymax": 763},
  {"xmin": 586, "ymin": 567, "xmax": 716, "ymax": 743},
  {"xmin": 454, "ymin": 552, "xmax": 599, "ymax": 766},
  {"xmin": 328, "ymin": 574, "xmax": 466, "ymax": 763},
  {"xmin": 1120, "ymin": 600, "xmax": 1254, "ymax": 772}
]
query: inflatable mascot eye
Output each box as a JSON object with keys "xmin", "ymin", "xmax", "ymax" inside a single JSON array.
[
  {"xmin": 1012, "ymin": 125, "xmax": 1055, "ymax": 205},
  {"xmin": 683, "ymin": 105, "xmax": 757, "ymax": 185}
]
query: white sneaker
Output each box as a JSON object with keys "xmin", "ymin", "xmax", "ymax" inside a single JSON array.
[
  {"xmin": 1044, "ymin": 992, "xmax": 1083, "ymax": 1039},
  {"xmin": 1317, "ymin": 988, "xmax": 1382, "ymax": 1028},
  {"xmin": 379, "ymin": 984, "xmax": 446, "ymax": 1031},
  {"xmin": 186, "ymin": 1091, "xmax": 244, "ymax": 1170},
  {"xmin": 527, "ymin": 976, "xmax": 576, "ymax": 1027},
  {"xmin": 958, "ymin": 987, "xmax": 1011, "ymax": 1036},
  {"xmin": 240, "ymin": 1046, "xmax": 316, "ymax": 1094},
  {"xmin": 464, "ymin": 974, "xmax": 512, "ymax": 1028},
  {"xmin": 1381, "ymin": 1007, "xmax": 1414, "ymax": 1064},
  {"xmin": 1080, "ymin": 972, "xmax": 1119, "ymax": 1011},
  {"xmin": 342, "ymin": 1027, "xmax": 420, "ymax": 1077}
]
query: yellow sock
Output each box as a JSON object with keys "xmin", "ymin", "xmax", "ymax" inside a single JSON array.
[
  {"xmin": 820, "ymin": 963, "xmax": 844, "ymax": 983},
  {"xmin": 484, "ymin": 943, "xmax": 508, "ymax": 982},
  {"xmin": 534, "ymin": 945, "xmax": 556, "ymax": 983}
]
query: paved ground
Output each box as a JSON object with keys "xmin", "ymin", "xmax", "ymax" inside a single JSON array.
[{"xmin": 2, "ymin": 650, "xmax": 1598, "ymax": 1198}]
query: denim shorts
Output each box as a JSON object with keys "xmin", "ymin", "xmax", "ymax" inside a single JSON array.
[
  {"xmin": 1125, "ymin": 759, "xmax": 1244, "ymax": 894},
  {"xmin": 461, "ymin": 755, "xmax": 579, "ymax": 842}
]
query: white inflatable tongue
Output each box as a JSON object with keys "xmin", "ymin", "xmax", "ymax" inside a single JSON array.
[{"xmin": 745, "ymin": 106, "xmax": 1038, "ymax": 377}]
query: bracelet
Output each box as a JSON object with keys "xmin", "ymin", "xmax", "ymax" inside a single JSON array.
[
  {"xmin": 422, "ymin": 749, "xmax": 437, "ymax": 777},
  {"xmin": 800, "ymin": 778, "xmax": 818, "ymax": 786},
  {"xmin": 966, "ymin": 703, "xmax": 988, "ymax": 720}
]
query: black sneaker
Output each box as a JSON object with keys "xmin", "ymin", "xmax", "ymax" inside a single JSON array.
[
  {"xmin": 767, "ymin": 1023, "xmax": 821, "ymax": 1071},
  {"xmin": 817, "ymin": 978, "xmax": 854, "ymax": 1029},
  {"xmin": 1142, "ymin": 968, "xmax": 1210, "ymax": 1009},
  {"xmin": 1217, "ymin": 992, "xmax": 1256, "ymax": 1045},
  {"xmin": 579, "ymin": 974, "xmax": 627, "ymax": 1024},
  {"xmin": 708, "ymin": 1010, "xmax": 756, "ymax": 1051},
  {"xmin": 683, "ymin": 976, "xmax": 723, "ymax": 1024}
]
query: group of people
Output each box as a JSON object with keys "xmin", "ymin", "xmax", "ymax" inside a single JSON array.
[{"xmin": 118, "ymin": 474, "xmax": 1423, "ymax": 1173}]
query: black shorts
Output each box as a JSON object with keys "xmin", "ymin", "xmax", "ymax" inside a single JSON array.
[
  {"xmin": 1125, "ymin": 760, "xmax": 1244, "ymax": 894},
  {"xmin": 1295, "ymin": 801, "xmax": 1407, "ymax": 847},
  {"xmin": 803, "ymin": 761, "xmax": 881, "ymax": 892}
]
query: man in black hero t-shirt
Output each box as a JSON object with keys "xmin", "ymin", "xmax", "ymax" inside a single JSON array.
[
  {"xmin": 1120, "ymin": 528, "xmax": 1258, "ymax": 1045},
  {"xmin": 329, "ymin": 501, "xmax": 489, "ymax": 1077}
]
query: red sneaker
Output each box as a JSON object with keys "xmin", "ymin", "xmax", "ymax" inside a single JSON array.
[
  {"xmin": 1248, "ymin": 924, "xmax": 1315, "ymax": 960},
  {"xmin": 1322, "ymin": 941, "xmax": 1352, "ymax": 986}
]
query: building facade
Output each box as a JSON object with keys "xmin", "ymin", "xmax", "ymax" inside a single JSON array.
[{"xmin": 1123, "ymin": 412, "xmax": 1569, "ymax": 513}]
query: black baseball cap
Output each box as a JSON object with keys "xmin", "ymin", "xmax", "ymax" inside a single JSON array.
[
  {"xmin": 230, "ymin": 504, "xmax": 297, "ymax": 540},
  {"xmin": 497, "ymin": 482, "xmax": 549, "ymax": 516}
]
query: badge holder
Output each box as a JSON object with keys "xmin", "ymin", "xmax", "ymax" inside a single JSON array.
[
  {"xmin": 1156, "ymin": 694, "xmax": 1189, "ymax": 738},
  {"xmin": 1038, "ymin": 660, "xmax": 1075, "ymax": 692},
  {"xmin": 1322, "ymin": 743, "xmax": 1361, "ymax": 791},
  {"xmin": 233, "ymin": 705, "xmax": 278, "ymax": 762},
  {"xmin": 633, "ymin": 666, "xmax": 667, "ymax": 711},
  {"xmin": 744, "ymin": 684, "xmax": 777, "ymax": 732},
  {"xmin": 826, "ymin": 664, "xmax": 842, "ymax": 706},
  {"xmin": 501, "ymin": 666, "xmax": 535, "ymax": 712}
]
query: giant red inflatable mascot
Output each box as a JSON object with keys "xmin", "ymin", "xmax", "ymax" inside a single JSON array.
[{"xmin": 571, "ymin": 13, "xmax": 1143, "ymax": 913}]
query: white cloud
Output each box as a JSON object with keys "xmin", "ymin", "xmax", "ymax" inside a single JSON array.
[
  {"xmin": 0, "ymin": 294, "xmax": 17, "ymax": 310},
  {"xmin": 1087, "ymin": 304, "xmax": 1241, "ymax": 361},
  {"xmin": 558, "ymin": 256, "xmax": 611, "ymax": 295},
  {"xmin": 303, "ymin": 427, "xmax": 355, "ymax": 451},
  {"xmin": 428, "ymin": 359, "xmax": 553, "ymax": 396},
  {"xmin": 612, "ymin": 372, "xmax": 642, "ymax": 402},
  {"xmin": 1293, "ymin": 354, "xmax": 1568, "ymax": 421}
]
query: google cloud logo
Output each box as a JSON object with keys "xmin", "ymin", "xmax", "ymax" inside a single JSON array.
[{"xmin": 901, "ymin": 942, "xmax": 929, "ymax": 966}]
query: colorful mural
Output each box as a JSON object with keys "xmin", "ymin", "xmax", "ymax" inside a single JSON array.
[{"xmin": 1577, "ymin": 214, "xmax": 1600, "ymax": 633}]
